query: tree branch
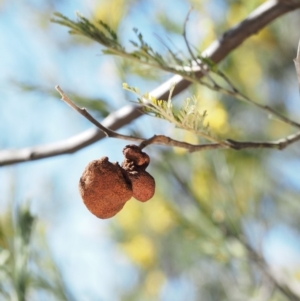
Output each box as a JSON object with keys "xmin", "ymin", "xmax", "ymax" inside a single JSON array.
[{"xmin": 1, "ymin": 0, "xmax": 300, "ymax": 166}]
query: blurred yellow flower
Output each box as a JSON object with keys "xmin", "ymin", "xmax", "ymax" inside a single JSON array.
[
  {"xmin": 145, "ymin": 199, "xmax": 174, "ymax": 234},
  {"xmin": 116, "ymin": 199, "xmax": 141, "ymax": 232},
  {"xmin": 94, "ymin": 0, "xmax": 126, "ymax": 29},
  {"xmin": 236, "ymin": 49, "xmax": 262, "ymax": 91},
  {"xmin": 212, "ymin": 209, "xmax": 225, "ymax": 223},
  {"xmin": 294, "ymin": 270, "xmax": 300, "ymax": 281},
  {"xmin": 205, "ymin": 103, "xmax": 228, "ymax": 133},
  {"xmin": 252, "ymin": 28, "xmax": 275, "ymax": 48},
  {"xmin": 145, "ymin": 270, "xmax": 166, "ymax": 296},
  {"xmin": 192, "ymin": 172, "xmax": 209, "ymax": 201},
  {"xmin": 227, "ymin": 3, "xmax": 248, "ymax": 26},
  {"xmin": 120, "ymin": 234, "xmax": 156, "ymax": 268}
]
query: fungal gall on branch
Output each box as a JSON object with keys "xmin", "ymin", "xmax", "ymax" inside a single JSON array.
[
  {"xmin": 79, "ymin": 157, "xmax": 132, "ymax": 218},
  {"xmin": 121, "ymin": 145, "xmax": 155, "ymax": 202},
  {"xmin": 79, "ymin": 145, "xmax": 155, "ymax": 219}
]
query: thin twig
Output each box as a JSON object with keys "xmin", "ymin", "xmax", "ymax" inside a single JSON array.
[
  {"xmin": 182, "ymin": 8, "xmax": 216, "ymax": 86},
  {"xmin": 225, "ymin": 131, "xmax": 300, "ymax": 150},
  {"xmin": 55, "ymin": 85, "xmax": 142, "ymax": 143},
  {"xmin": 139, "ymin": 131, "xmax": 300, "ymax": 152},
  {"xmin": 294, "ymin": 38, "xmax": 300, "ymax": 87}
]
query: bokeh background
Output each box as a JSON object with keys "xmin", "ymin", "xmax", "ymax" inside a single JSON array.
[{"xmin": 1, "ymin": 0, "xmax": 300, "ymax": 300}]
